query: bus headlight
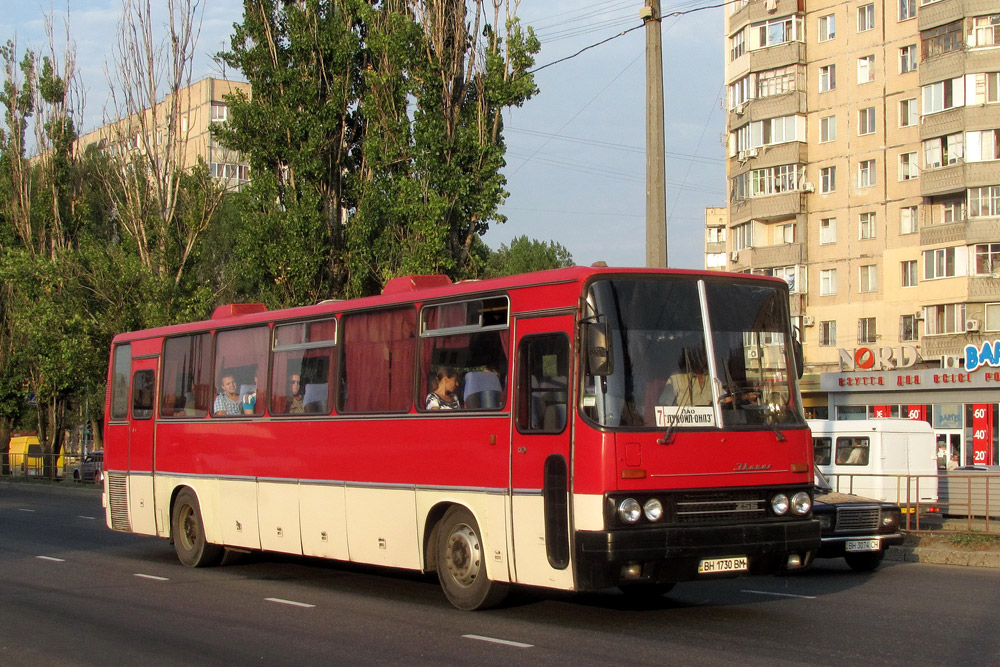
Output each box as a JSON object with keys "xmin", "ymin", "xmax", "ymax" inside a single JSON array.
[
  {"xmin": 791, "ymin": 491, "xmax": 812, "ymax": 515},
  {"xmin": 617, "ymin": 498, "xmax": 642, "ymax": 524},
  {"xmin": 643, "ymin": 498, "xmax": 664, "ymax": 522},
  {"xmin": 771, "ymin": 493, "xmax": 789, "ymax": 516}
]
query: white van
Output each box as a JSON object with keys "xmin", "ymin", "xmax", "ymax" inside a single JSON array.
[{"xmin": 807, "ymin": 419, "xmax": 938, "ymax": 505}]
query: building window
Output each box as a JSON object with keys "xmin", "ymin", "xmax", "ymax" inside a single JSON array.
[
  {"xmin": 858, "ymin": 55, "xmax": 876, "ymax": 84},
  {"xmin": 899, "ymin": 45, "xmax": 917, "ymax": 73},
  {"xmin": 921, "ymin": 20, "xmax": 962, "ymax": 59},
  {"xmin": 857, "ymin": 4, "xmax": 875, "ymax": 32},
  {"xmin": 935, "ymin": 196, "xmax": 965, "ymax": 224},
  {"xmin": 923, "ymin": 133, "xmax": 964, "ymax": 168},
  {"xmin": 819, "ymin": 321, "xmax": 837, "ymax": 346},
  {"xmin": 970, "ymin": 16, "xmax": 1000, "ymax": 49},
  {"xmin": 899, "ymin": 0, "xmax": 917, "ymax": 21},
  {"xmin": 922, "ymin": 78, "xmax": 964, "ymax": 115},
  {"xmin": 777, "ymin": 223, "xmax": 795, "ymax": 244},
  {"xmin": 987, "ymin": 303, "xmax": 1000, "ymax": 332},
  {"xmin": 752, "ymin": 15, "xmax": 805, "ymax": 49},
  {"xmin": 818, "ymin": 14, "xmax": 836, "ymax": 42},
  {"xmin": 901, "ymin": 260, "xmax": 919, "ymax": 287},
  {"xmin": 742, "ymin": 164, "xmax": 803, "ymax": 198},
  {"xmin": 925, "ymin": 303, "xmax": 966, "ymax": 335},
  {"xmin": 730, "ymin": 28, "xmax": 746, "ymax": 61},
  {"xmin": 859, "ymin": 212, "xmax": 876, "ymax": 240},
  {"xmin": 899, "ymin": 98, "xmax": 917, "ymax": 127},
  {"xmin": 755, "ymin": 65, "xmax": 802, "ymax": 98},
  {"xmin": 734, "ymin": 115, "xmax": 805, "ymax": 151},
  {"xmin": 860, "ymin": 265, "xmax": 877, "ymax": 292},
  {"xmin": 923, "ymin": 247, "xmax": 962, "ymax": 280},
  {"xmin": 733, "ymin": 222, "xmax": 754, "ymax": 250},
  {"xmin": 899, "ymin": 152, "xmax": 918, "ymax": 181},
  {"xmin": 857, "ymin": 159, "xmax": 876, "ymax": 188},
  {"xmin": 974, "ymin": 243, "xmax": 1000, "ymax": 275},
  {"xmin": 819, "ymin": 64, "xmax": 836, "ymax": 92},
  {"xmin": 858, "ymin": 107, "xmax": 876, "ymax": 135},
  {"xmin": 820, "ymin": 268, "xmax": 838, "ymax": 296},
  {"xmin": 900, "ymin": 206, "xmax": 919, "ymax": 234},
  {"xmin": 969, "ymin": 186, "xmax": 1000, "ymax": 218},
  {"xmin": 819, "ymin": 115, "xmax": 836, "ymax": 143},
  {"xmin": 858, "ymin": 317, "xmax": 877, "ymax": 344},
  {"xmin": 729, "ymin": 75, "xmax": 751, "ymax": 108},
  {"xmin": 820, "ymin": 166, "xmax": 836, "ymax": 193},
  {"xmin": 210, "ymin": 102, "xmax": 228, "ymax": 122},
  {"xmin": 966, "ymin": 129, "xmax": 1000, "ymax": 162},
  {"xmin": 820, "ymin": 218, "xmax": 837, "ymax": 245},
  {"xmin": 970, "ymin": 72, "xmax": 1000, "ymax": 105},
  {"xmin": 900, "ymin": 314, "xmax": 918, "ymax": 342}
]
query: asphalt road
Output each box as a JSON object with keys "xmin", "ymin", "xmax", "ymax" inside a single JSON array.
[{"xmin": 2, "ymin": 482, "xmax": 999, "ymax": 666}]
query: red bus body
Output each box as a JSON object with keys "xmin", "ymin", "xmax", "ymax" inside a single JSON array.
[{"xmin": 103, "ymin": 267, "xmax": 819, "ymax": 608}]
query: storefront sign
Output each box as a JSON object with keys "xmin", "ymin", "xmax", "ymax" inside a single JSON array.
[
  {"xmin": 965, "ymin": 340, "xmax": 1000, "ymax": 373},
  {"xmin": 838, "ymin": 345, "xmax": 921, "ymax": 371},
  {"xmin": 821, "ymin": 367, "xmax": 1000, "ymax": 392},
  {"xmin": 971, "ymin": 404, "xmax": 994, "ymax": 465}
]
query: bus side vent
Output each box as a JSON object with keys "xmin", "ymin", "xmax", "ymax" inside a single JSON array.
[{"xmin": 107, "ymin": 472, "xmax": 132, "ymax": 532}]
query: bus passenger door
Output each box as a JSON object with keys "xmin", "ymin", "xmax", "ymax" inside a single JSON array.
[
  {"xmin": 510, "ymin": 315, "xmax": 575, "ymax": 589},
  {"xmin": 127, "ymin": 357, "xmax": 158, "ymax": 535}
]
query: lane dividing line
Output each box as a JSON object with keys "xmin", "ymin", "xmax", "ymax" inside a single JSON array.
[
  {"xmin": 19, "ymin": 508, "xmax": 36, "ymax": 512},
  {"xmin": 462, "ymin": 635, "xmax": 534, "ymax": 648},
  {"xmin": 742, "ymin": 590, "xmax": 816, "ymax": 599},
  {"xmin": 36, "ymin": 556, "xmax": 66, "ymax": 562},
  {"xmin": 78, "ymin": 516, "xmax": 96, "ymax": 520},
  {"xmin": 265, "ymin": 597, "xmax": 316, "ymax": 608},
  {"xmin": 134, "ymin": 574, "xmax": 170, "ymax": 581}
]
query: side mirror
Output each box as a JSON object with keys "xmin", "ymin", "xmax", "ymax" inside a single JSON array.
[{"xmin": 585, "ymin": 321, "xmax": 612, "ymax": 376}]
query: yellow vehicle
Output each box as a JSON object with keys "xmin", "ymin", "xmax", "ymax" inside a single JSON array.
[{"xmin": 6, "ymin": 435, "xmax": 64, "ymax": 478}]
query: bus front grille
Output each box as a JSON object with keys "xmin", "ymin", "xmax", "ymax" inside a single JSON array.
[{"xmin": 675, "ymin": 491, "xmax": 767, "ymax": 524}]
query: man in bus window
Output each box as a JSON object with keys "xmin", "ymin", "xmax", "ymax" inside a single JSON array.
[
  {"xmin": 288, "ymin": 373, "xmax": 305, "ymax": 414},
  {"xmin": 214, "ymin": 374, "xmax": 242, "ymax": 416}
]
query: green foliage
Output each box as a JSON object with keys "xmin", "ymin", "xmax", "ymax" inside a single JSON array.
[{"xmin": 481, "ymin": 235, "xmax": 574, "ymax": 279}]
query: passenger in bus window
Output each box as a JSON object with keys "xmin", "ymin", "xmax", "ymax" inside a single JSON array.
[
  {"xmin": 660, "ymin": 349, "xmax": 715, "ymax": 406},
  {"xmin": 214, "ymin": 374, "xmax": 242, "ymax": 416},
  {"xmin": 426, "ymin": 367, "xmax": 461, "ymax": 410},
  {"xmin": 287, "ymin": 374, "xmax": 305, "ymax": 414}
]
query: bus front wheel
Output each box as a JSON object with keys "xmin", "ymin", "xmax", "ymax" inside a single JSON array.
[
  {"xmin": 436, "ymin": 506, "xmax": 508, "ymax": 610},
  {"xmin": 171, "ymin": 488, "xmax": 224, "ymax": 568}
]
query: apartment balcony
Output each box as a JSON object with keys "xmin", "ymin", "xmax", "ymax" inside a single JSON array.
[
  {"xmin": 729, "ymin": 91, "xmax": 807, "ymax": 129},
  {"xmin": 728, "ymin": 242, "xmax": 805, "ymax": 273},
  {"xmin": 729, "ymin": 191, "xmax": 804, "ymax": 225},
  {"xmin": 920, "ymin": 103, "xmax": 1000, "ymax": 142},
  {"xmin": 921, "ymin": 48, "xmax": 1000, "ymax": 86},
  {"xmin": 748, "ymin": 41, "xmax": 806, "ymax": 73},
  {"xmin": 921, "ymin": 217, "xmax": 1000, "ymax": 245},
  {"xmin": 919, "ymin": 0, "xmax": 999, "ymax": 31},
  {"xmin": 921, "ymin": 334, "xmax": 979, "ymax": 361},
  {"xmin": 728, "ymin": 0, "xmax": 803, "ymax": 31},
  {"xmin": 970, "ymin": 275, "xmax": 1000, "ymax": 301},
  {"xmin": 706, "ymin": 240, "xmax": 727, "ymax": 255},
  {"xmin": 921, "ymin": 161, "xmax": 1000, "ymax": 197}
]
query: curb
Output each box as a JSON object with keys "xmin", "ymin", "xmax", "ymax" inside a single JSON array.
[{"xmin": 885, "ymin": 544, "xmax": 1000, "ymax": 568}]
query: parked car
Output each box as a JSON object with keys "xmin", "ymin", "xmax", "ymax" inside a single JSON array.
[
  {"xmin": 813, "ymin": 468, "xmax": 903, "ymax": 572},
  {"xmin": 72, "ymin": 451, "xmax": 103, "ymax": 484}
]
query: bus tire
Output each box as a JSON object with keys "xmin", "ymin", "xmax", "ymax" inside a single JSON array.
[
  {"xmin": 844, "ymin": 551, "xmax": 884, "ymax": 572},
  {"xmin": 436, "ymin": 506, "xmax": 508, "ymax": 610},
  {"xmin": 171, "ymin": 488, "xmax": 224, "ymax": 568}
]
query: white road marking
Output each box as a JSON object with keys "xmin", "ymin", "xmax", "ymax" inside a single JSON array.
[
  {"xmin": 19, "ymin": 508, "xmax": 36, "ymax": 512},
  {"xmin": 265, "ymin": 597, "xmax": 316, "ymax": 608},
  {"xmin": 462, "ymin": 635, "xmax": 533, "ymax": 648},
  {"xmin": 77, "ymin": 515, "xmax": 96, "ymax": 520},
  {"xmin": 134, "ymin": 574, "xmax": 169, "ymax": 581},
  {"xmin": 36, "ymin": 556, "xmax": 65, "ymax": 562},
  {"xmin": 742, "ymin": 589, "xmax": 816, "ymax": 599}
]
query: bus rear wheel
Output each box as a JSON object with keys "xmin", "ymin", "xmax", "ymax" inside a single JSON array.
[
  {"xmin": 171, "ymin": 488, "xmax": 224, "ymax": 568},
  {"xmin": 436, "ymin": 506, "xmax": 508, "ymax": 610}
]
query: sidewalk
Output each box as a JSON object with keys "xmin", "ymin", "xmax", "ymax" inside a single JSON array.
[{"xmin": 886, "ymin": 527, "xmax": 1000, "ymax": 568}]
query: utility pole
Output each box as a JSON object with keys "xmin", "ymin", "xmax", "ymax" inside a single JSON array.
[{"xmin": 642, "ymin": 0, "xmax": 667, "ymax": 268}]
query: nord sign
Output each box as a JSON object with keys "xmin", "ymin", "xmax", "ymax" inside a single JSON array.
[{"xmin": 838, "ymin": 346, "xmax": 921, "ymax": 371}]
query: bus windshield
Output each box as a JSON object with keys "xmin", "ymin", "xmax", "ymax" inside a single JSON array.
[{"xmin": 582, "ymin": 277, "xmax": 804, "ymax": 429}]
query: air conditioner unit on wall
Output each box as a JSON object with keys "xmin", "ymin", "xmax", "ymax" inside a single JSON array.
[
  {"xmin": 966, "ymin": 319, "xmax": 981, "ymax": 332},
  {"xmin": 802, "ymin": 315, "xmax": 816, "ymax": 327},
  {"xmin": 747, "ymin": 348, "xmax": 760, "ymax": 359},
  {"xmin": 746, "ymin": 148, "xmax": 759, "ymax": 158},
  {"xmin": 731, "ymin": 250, "xmax": 740, "ymax": 261},
  {"xmin": 914, "ymin": 311, "xmax": 924, "ymax": 320},
  {"xmin": 801, "ymin": 182, "xmax": 815, "ymax": 193}
]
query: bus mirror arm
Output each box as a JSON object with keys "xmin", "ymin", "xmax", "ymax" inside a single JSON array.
[{"xmin": 584, "ymin": 321, "xmax": 612, "ymax": 377}]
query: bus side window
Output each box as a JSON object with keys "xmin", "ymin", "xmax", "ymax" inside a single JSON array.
[
  {"xmin": 132, "ymin": 370, "xmax": 156, "ymax": 420},
  {"xmin": 517, "ymin": 334, "xmax": 569, "ymax": 433},
  {"xmin": 813, "ymin": 437, "xmax": 831, "ymax": 465}
]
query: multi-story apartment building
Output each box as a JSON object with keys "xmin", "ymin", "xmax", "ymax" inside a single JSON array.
[
  {"xmin": 721, "ymin": 1, "xmax": 1000, "ymax": 465},
  {"xmin": 77, "ymin": 77, "xmax": 251, "ymax": 191}
]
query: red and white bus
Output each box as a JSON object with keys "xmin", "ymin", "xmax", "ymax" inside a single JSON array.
[{"xmin": 103, "ymin": 266, "xmax": 819, "ymax": 609}]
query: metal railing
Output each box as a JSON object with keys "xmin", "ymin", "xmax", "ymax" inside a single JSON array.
[
  {"xmin": 1, "ymin": 453, "xmax": 84, "ymax": 481},
  {"xmin": 824, "ymin": 470, "xmax": 999, "ymax": 534}
]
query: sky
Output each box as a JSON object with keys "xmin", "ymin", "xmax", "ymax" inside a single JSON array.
[{"xmin": 2, "ymin": 0, "xmax": 726, "ymax": 269}]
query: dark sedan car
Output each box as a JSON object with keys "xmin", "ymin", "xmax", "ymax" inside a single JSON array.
[
  {"xmin": 72, "ymin": 451, "xmax": 103, "ymax": 484},
  {"xmin": 813, "ymin": 468, "xmax": 903, "ymax": 572}
]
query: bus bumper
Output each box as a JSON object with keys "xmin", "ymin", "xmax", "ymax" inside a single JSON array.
[{"xmin": 573, "ymin": 519, "xmax": 821, "ymax": 591}]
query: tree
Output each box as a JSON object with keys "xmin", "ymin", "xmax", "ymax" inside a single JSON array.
[{"xmin": 481, "ymin": 235, "xmax": 574, "ymax": 279}]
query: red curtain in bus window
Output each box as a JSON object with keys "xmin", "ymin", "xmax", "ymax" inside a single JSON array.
[
  {"xmin": 906, "ymin": 405, "xmax": 927, "ymax": 421},
  {"xmin": 871, "ymin": 405, "xmax": 893, "ymax": 418},
  {"xmin": 972, "ymin": 404, "xmax": 994, "ymax": 465},
  {"xmin": 342, "ymin": 308, "xmax": 415, "ymax": 412}
]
